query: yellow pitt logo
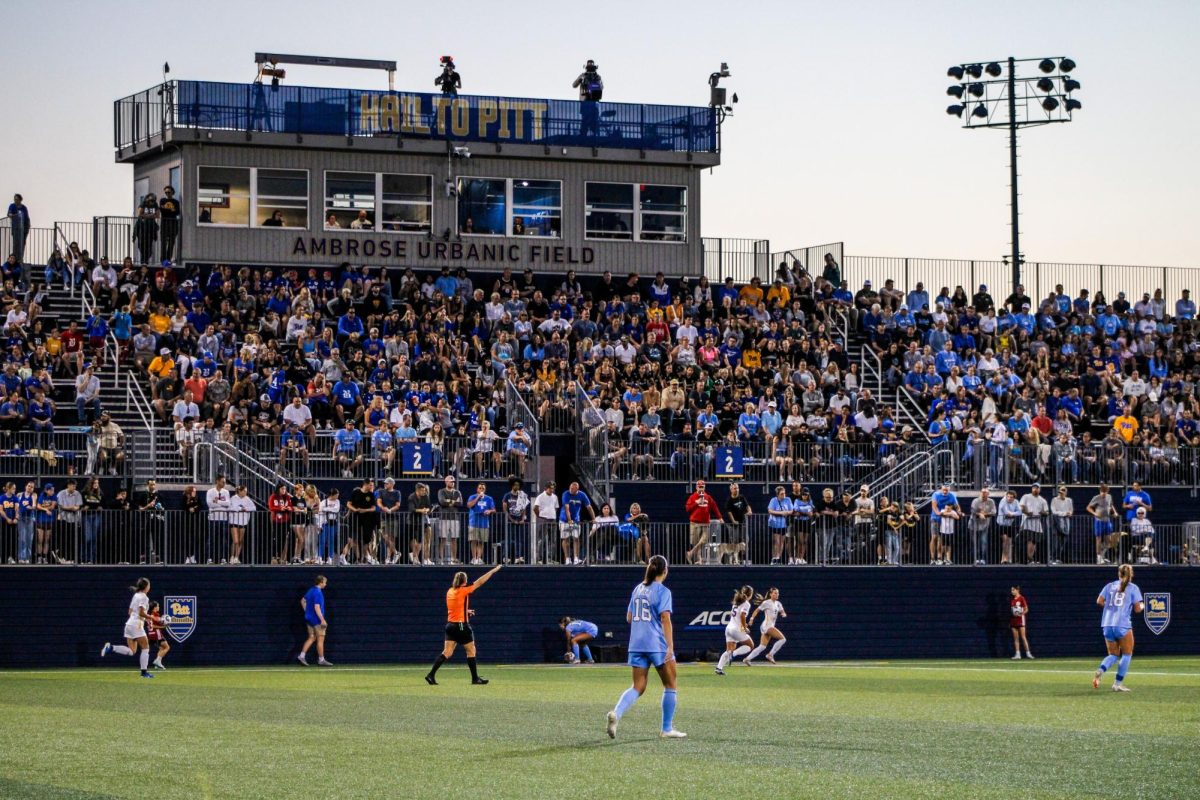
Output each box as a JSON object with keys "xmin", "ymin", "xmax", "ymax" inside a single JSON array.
[{"xmin": 170, "ymin": 601, "xmax": 192, "ymax": 617}]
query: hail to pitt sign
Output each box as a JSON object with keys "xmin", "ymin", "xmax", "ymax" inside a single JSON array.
[{"xmin": 292, "ymin": 237, "xmax": 594, "ymax": 266}]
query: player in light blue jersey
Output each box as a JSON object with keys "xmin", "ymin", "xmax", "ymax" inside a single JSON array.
[
  {"xmin": 560, "ymin": 617, "xmax": 599, "ymax": 664},
  {"xmin": 606, "ymin": 555, "xmax": 686, "ymax": 740},
  {"xmin": 1092, "ymin": 564, "xmax": 1145, "ymax": 692}
]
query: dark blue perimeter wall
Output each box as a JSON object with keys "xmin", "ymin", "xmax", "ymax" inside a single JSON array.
[{"xmin": 0, "ymin": 567, "xmax": 1196, "ymax": 668}]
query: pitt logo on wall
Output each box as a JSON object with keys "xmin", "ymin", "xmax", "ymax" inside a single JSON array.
[{"xmin": 359, "ymin": 94, "xmax": 549, "ymax": 141}]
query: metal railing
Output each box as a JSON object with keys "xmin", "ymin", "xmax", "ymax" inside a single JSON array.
[
  {"xmin": 505, "ymin": 379, "xmax": 541, "ymax": 489},
  {"xmin": 115, "ymin": 81, "xmax": 718, "ymax": 154},
  {"xmin": 701, "ymin": 237, "xmax": 771, "ymax": 284},
  {"xmin": 92, "ymin": 216, "xmax": 139, "ymax": 264},
  {"xmin": 839, "ymin": 255, "xmax": 1200, "ymax": 310},
  {"xmin": 7, "ymin": 508, "xmax": 1193, "ymax": 568},
  {"xmin": 951, "ymin": 439, "xmax": 1200, "ymax": 492},
  {"xmin": 575, "ymin": 384, "xmax": 610, "ymax": 501},
  {"xmin": 0, "ymin": 430, "xmax": 132, "ymax": 481},
  {"xmin": 771, "ymin": 242, "xmax": 846, "ymax": 287}
]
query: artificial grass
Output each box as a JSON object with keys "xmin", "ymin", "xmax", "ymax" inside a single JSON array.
[{"xmin": 1, "ymin": 658, "xmax": 1196, "ymax": 799}]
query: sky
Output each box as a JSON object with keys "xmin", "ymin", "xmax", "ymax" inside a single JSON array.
[{"xmin": 3, "ymin": 0, "xmax": 1198, "ymax": 267}]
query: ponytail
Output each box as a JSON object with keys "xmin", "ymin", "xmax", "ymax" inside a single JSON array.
[
  {"xmin": 754, "ymin": 587, "xmax": 777, "ymax": 606},
  {"xmin": 129, "ymin": 577, "xmax": 149, "ymax": 593},
  {"xmin": 1118, "ymin": 563, "xmax": 1133, "ymax": 593},
  {"xmin": 642, "ymin": 555, "xmax": 668, "ymax": 585},
  {"xmin": 732, "ymin": 584, "xmax": 754, "ymax": 605}
]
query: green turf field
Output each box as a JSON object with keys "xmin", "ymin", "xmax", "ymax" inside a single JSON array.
[{"xmin": 1, "ymin": 658, "xmax": 1197, "ymax": 800}]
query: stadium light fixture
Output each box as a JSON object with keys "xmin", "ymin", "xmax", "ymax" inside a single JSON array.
[{"xmin": 943, "ymin": 55, "xmax": 1083, "ymax": 295}]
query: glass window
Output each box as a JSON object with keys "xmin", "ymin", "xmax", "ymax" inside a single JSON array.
[
  {"xmin": 255, "ymin": 169, "xmax": 308, "ymax": 228},
  {"xmin": 511, "ymin": 179, "xmax": 561, "ymax": 238},
  {"xmin": 457, "ymin": 177, "xmax": 506, "ymax": 236},
  {"xmin": 380, "ymin": 174, "xmax": 432, "ymax": 233},
  {"xmin": 198, "ymin": 166, "xmax": 250, "ymax": 226},
  {"xmin": 585, "ymin": 182, "xmax": 634, "ymax": 241},
  {"xmin": 639, "ymin": 184, "xmax": 687, "ymax": 243},
  {"xmin": 324, "ymin": 171, "xmax": 376, "ymax": 231}
]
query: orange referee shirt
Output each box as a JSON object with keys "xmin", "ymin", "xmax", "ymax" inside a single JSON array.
[{"xmin": 446, "ymin": 584, "xmax": 477, "ymax": 623}]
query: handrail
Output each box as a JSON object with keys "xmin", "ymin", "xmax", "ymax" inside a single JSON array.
[
  {"xmin": 896, "ymin": 385, "xmax": 930, "ymax": 442},
  {"xmin": 504, "ymin": 378, "xmax": 541, "ymax": 488},
  {"xmin": 868, "ymin": 449, "xmax": 936, "ymax": 510}
]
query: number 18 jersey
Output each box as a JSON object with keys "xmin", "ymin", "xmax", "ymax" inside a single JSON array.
[
  {"xmin": 627, "ymin": 581, "xmax": 673, "ymax": 654},
  {"xmin": 1099, "ymin": 580, "xmax": 1143, "ymax": 630}
]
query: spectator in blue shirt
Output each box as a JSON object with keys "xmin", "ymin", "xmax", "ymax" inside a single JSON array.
[
  {"xmin": 334, "ymin": 421, "xmax": 364, "ymax": 477},
  {"xmin": 1175, "ymin": 290, "xmax": 1195, "ymax": 320},
  {"xmin": 337, "ymin": 308, "xmax": 365, "ymax": 340},
  {"xmin": 737, "ymin": 403, "xmax": 762, "ymax": 441},
  {"xmin": 298, "ymin": 575, "xmax": 331, "ymax": 666},
  {"xmin": 560, "ymin": 481, "xmax": 594, "ymax": 565},
  {"xmin": 906, "ymin": 283, "xmax": 930, "ymax": 314},
  {"xmin": 467, "ymin": 482, "xmax": 496, "ymax": 565}
]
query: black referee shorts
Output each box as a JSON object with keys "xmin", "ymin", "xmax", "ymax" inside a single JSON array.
[{"xmin": 445, "ymin": 622, "xmax": 474, "ymax": 645}]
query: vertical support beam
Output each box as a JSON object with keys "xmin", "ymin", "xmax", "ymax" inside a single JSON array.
[{"xmin": 1008, "ymin": 56, "xmax": 1021, "ymax": 296}]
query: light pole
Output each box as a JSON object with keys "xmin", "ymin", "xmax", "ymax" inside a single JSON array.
[{"xmin": 946, "ymin": 57, "xmax": 1082, "ymax": 296}]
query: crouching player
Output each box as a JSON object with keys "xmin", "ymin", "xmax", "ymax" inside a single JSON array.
[{"xmin": 561, "ymin": 616, "xmax": 598, "ymax": 664}]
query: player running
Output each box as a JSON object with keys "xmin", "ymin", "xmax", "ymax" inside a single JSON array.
[
  {"xmin": 1092, "ymin": 564, "xmax": 1144, "ymax": 692},
  {"xmin": 146, "ymin": 601, "xmax": 171, "ymax": 670},
  {"xmin": 745, "ymin": 587, "xmax": 787, "ymax": 664},
  {"xmin": 560, "ymin": 616, "xmax": 598, "ymax": 664},
  {"xmin": 99, "ymin": 577, "xmax": 157, "ymax": 678},
  {"xmin": 425, "ymin": 564, "xmax": 502, "ymax": 686},
  {"xmin": 607, "ymin": 555, "xmax": 684, "ymax": 739},
  {"xmin": 715, "ymin": 585, "xmax": 755, "ymax": 675}
]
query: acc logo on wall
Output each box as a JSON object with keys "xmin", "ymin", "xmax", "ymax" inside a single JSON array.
[
  {"xmin": 164, "ymin": 596, "xmax": 197, "ymax": 643},
  {"xmin": 686, "ymin": 610, "xmax": 735, "ymax": 630},
  {"xmin": 1143, "ymin": 592, "xmax": 1170, "ymax": 635}
]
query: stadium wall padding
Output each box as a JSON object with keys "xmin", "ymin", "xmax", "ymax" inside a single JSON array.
[{"xmin": 0, "ymin": 566, "xmax": 1194, "ymax": 668}]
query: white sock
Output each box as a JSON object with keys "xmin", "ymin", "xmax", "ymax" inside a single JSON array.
[
  {"xmin": 746, "ymin": 645, "xmax": 768, "ymax": 661},
  {"xmin": 154, "ymin": 657, "xmax": 163, "ymax": 666},
  {"xmin": 731, "ymin": 644, "xmax": 751, "ymax": 659},
  {"xmin": 717, "ymin": 651, "xmax": 730, "ymax": 669},
  {"xmin": 139, "ymin": 650, "xmax": 149, "ymax": 671},
  {"xmin": 112, "ymin": 645, "xmax": 133, "ymax": 656},
  {"xmin": 768, "ymin": 637, "xmax": 787, "ymax": 657}
]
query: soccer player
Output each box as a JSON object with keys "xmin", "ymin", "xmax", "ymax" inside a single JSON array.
[
  {"xmin": 99, "ymin": 577, "xmax": 156, "ymax": 678},
  {"xmin": 560, "ymin": 616, "xmax": 599, "ymax": 664},
  {"xmin": 1009, "ymin": 586, "xmax": 1033, "ymax": 660},
  {"xmin": 298, "ymin": 575, "xmax": 332, "ymax": 666},
  {"xmin": 146, "ymin": 601, "xmax": 170, "ymax": 670},
  {"xmin": 745, "ymin": 587, "xmax": 787, "ymax": 663},
  {"xmin": 425, "ymin": 564, "xmax": 503, "ymax": 686},
  {"xmin": 715, "ymin": 585, "xmax": 755, "ymax": 675},
  {"xmin": 1093, "ymin": 564, "xmax": 1144, "ymax": 692},
  {"xmin": 606, "ymin": 555, "xmax": 685, "ymax": 739}
]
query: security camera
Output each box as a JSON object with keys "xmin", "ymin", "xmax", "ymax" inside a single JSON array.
[
  {"xmin": 452, "ymin": 146, "xmax": 471, "ymax": 159},
  {"xmin": 444, "ymin": 179, "xmax": 457, "ymax": 198}
]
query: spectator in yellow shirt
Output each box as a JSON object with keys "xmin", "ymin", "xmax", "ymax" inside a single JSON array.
[
  {"xmin": 739, "ymin": 277, "xmax": 764, "ymax": 306},
  {"xmin": 147, "ymin": 348, "xmax": 175, "ymax": 390},
  {"xmin": 1113, "ymin": 413, "xmax": 1138, "ymax": 443},
  {"xmin": 766, "ymin": 279, "xmax": 791, "ymax": 310}
]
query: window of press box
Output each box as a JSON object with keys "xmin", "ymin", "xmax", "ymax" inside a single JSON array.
[
  {"xmin": 255, "ymin": 169, "xmax": 309, "ymax": 228},
  {"xmin": 585, "ymin": 182, "xmax": 634, "ymax": 241},
  {"xmin": 511, "ymin": 179, "xmax": 561, "ymax": 237},
  {"xmin": 324, "ymin": 171, "xmax": 376, "ymax": 230},
  {"xmin": 380, "ymin": 174, "xmax": 432, "ymax": 233},
  {"xmin": 457, "ymin": 177, "xmax": 507, "ymax": 236},
  {"xmin": 638, "ymin": 184, "xmax": 686, "ymax": 242},
  {"xmin": 197, "ymin": 166, "xmax": 250, "ymax": 226}
]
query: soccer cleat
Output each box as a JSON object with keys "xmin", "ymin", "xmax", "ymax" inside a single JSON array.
[
  {"xmin": 317, "ymin": 659, "xmax": 333, "ymax": 666},
  {"xmin": 1112, "ymin": 683, "xmax": 1131, "ymax": 692},
  {"xmin": 100, "ymin": 642, "xmax": 111, "ymax": 658},
  {"xmin": 471, "ymin": 677, "xmax": 489, "ymax": 685},
  {"xmin": 297, "ymin": 654, "xmax": 308, "ymax": 666},
  {"xmin": 765, "ymin": 654, "xmax": 776, "ymax": 664},
  {"xmin": 606, "ymin": 711, "xmax": 618, "ymax": 739},
  {"xmin": 1025, "ymin": 653, "xmax": 1035, "ymax": 660},
  {"xmin": 1093, "ymin": 670, "xmax": 1102, "ymax": 689},
  {"xmin": 1011, "ymin": 653, "xmax": 1021, "ymax": 660},
  {"xmin": 153, "ymin": 661, "xmax": 165, "ymax": 670},
  {"xmin": 660, "ymin": 729, "xmax": 688, "ymax": 739},
  {"xmin": 140, "ymin": 671, "xmax": 154, "ymax": 678},
  {"xmin": 424, "ymin": 674, "xmax": 438, "ymax": 686},
  {"xmin": 742, "ymin": 657, "xmax": 752, "ymax": 667},
  {"xmin": 714, "ymin": 667, "xmax": 725, "ymax": 676}
]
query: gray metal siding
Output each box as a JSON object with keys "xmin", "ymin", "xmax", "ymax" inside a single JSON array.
[{"xmin": 160, "ymin": 143, "xmax": 702, "ymax": 275}]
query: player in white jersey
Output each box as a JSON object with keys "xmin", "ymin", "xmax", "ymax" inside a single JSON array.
[
  {"xmin": 99, "ymin": 577, "xmax": 157, "ymax": 678},
  {"xmin": 745, "ymin": 587, "xmax": 788, "ymax": 664},
  {"xmin": 715, "ymin": 585, "xmax": 755, "ymax": 675}
]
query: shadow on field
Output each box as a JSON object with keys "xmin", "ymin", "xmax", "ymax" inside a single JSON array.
[{"xmin": 483, "ymin": 737, "xmax": 658, "ymax": 759}]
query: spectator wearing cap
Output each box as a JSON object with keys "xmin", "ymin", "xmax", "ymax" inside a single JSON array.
[
  {"xmin": 760, "ymin": 401, "xmax": 783, "ymax": 438},
  {"xmin": 146, "ymin": 347, "xmax": 175, "ymax": 391},
  {"xmin": 74, "ymin": 364, "xmax": 102, "ymax": 424},
  {"xmin": 34, "ymin": 482, "xmax": 58, "ymax": 565}
]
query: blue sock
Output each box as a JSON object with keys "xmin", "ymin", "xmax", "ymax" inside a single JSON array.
[
  {"xmin": 581, "ymin": 645, "xmax": 593, "ymax": 662},
  {"xmin": 661, "ymin": 689, "xmax": 677, "ymax": 732},
  {"xmin": 571, "ymin": 643, "xmax": 580, "ymax": 660},
  {"xmin": 1116, "ymin": 654, "xmax": 1131, "ymax": 682},
  {"xmin": 1098, "ymin": 655, "xmax": 1117, "ymax": 673},
  {"xmin": 614, "ymin": 687, "xmax": 640, "ymax": 721}
]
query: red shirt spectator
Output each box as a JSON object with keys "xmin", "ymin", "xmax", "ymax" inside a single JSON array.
[
  {"xmin": 1030, "ymin": 413, "xmax": 1053, "ymax": 438},
  {"xmin": 184, "ymin": 375, "xmax": 208, "ymax": 405},
  {"xmin": 268, "ymin": 490, "xmax": 294, "ymax": 525},
  {"xmin": 685, "ymin": 482, "xmax": 723, "ymax": 524}
]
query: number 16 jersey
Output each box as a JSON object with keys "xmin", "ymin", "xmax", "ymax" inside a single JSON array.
[{"xmin": 627, "ymin": 581, "xmax": 673, "ymax": 653}]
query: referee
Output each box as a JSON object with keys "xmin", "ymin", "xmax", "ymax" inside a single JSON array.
[{"xmin": 425, "ymin": 564, "xmax": 503, "ymax": 686}]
